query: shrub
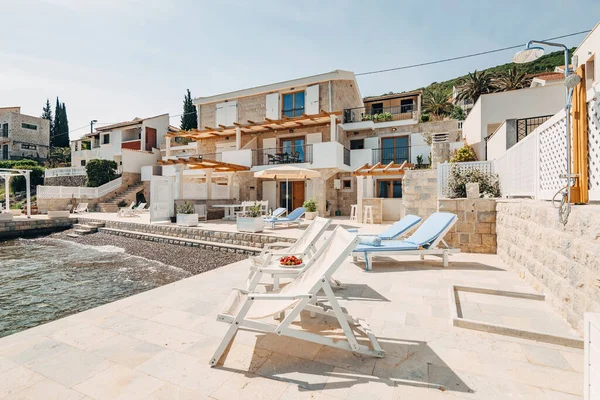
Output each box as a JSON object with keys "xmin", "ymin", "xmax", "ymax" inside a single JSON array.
[
  {"xmin": 447, "ymin": 166, "xmax": 500, "ymax": 198},
  {"xmin": 361, "ymin": 114, "xmax": 373, "ymax": 121},
  {"xmin": 420, "ymin": 113, "xmax": 430, "ymax": 123},
  {"xmin": 8, "ymin": 160, "xmax": 44, "ymax": 193},
  {"xmin": 450, "ymin": 105, "xmax": 465, "ymax": 120},
  {"xmin": 302, "ymin": 197, "xmax": 317, "ymax": 212},
  {"xmin": 450, "ymin": 144, "xmax": 478, "ymax": 163},
  {"xmin": 416, "ymin": 154, "xmax": 423, "ymax": 167},
  {"xmin": 176, "ymin": 202, "xmax": 194, "ymax": 214},
  {"xmin": 117, "ymin": 200, "xmax": 128, "ymax": 208},
  {"xmin": 86, "ymin": 159, "xmax": 118, "ymax": 187},
  {"xmin": 243, "ymin": 202, "xmax": 262, "ymax": 218}
]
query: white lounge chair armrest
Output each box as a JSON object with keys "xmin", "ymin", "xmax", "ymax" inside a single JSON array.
[
  {"xmin": 264, "ymin": 242, "xmax": 294, "ymax": 249},
  {"xmin": 258, "ymin": 267, "xmax": 302, "ymax": 274},
  {"xmin": 232, "ymin": 287, "xmax": 251, "ymax": 294},
  {"xmin": 248, "ymin": 293, "xmax": 312, "ymax": 300},
  {"xmin": 268, "ymin": 252, "xmax": 307, "ymax": 259}
]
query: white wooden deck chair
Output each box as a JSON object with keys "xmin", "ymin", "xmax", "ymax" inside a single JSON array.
[
  {"xmin": 234, "ymin": 201, "xmax": 254, "ymax": 218},
  {"xmin": 248, "ymin": 217, "xmax": 332, "ymax": 288},
  {"xmin": 352, "ymin": 212, "xmax": 460, "ymax": 270},
  {"xmin": 118, "ymin": 202, "xmax": 136, "ymax": 217},
  {"xmin": 210, "ymin": 226, "xmax": 385, "ymax": 366},
  {"xmin": 133, "ymin": 202, "xmax": 147, "ymax": 213},
  {"xmin": 194, "ymin": 204, "xmax": 208, "ymax": 221},
  {"xmin": 74, "ymin": 203, "xmax": 88, "ymax": 214}
]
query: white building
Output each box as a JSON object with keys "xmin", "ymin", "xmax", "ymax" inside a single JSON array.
[
  {"xmin": 70, "ymin": 114, "xmax": 169, "ymax": 170},
  {"xmin": 574, "ymin": 21, "xmax": 599, "ymax": 102},
  {"xmin": 462, "ymin": 85, "xmax": 565, "ymax": 160}
]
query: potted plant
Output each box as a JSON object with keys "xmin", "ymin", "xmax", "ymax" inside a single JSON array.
[
  {"xmin": 302, "ymin": 197, "xmax": 318, "ymax": 220},
  {"xmin": 236, "ymin": 202, "xmax": 264, "ymax": 233},
  {"xmin": 176, "ymin": 202, "xmax": 198, "ymax": 227}
]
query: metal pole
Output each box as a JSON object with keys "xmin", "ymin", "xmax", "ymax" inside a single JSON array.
[
  {"xmin": 286, "ymin": 176, "xmax": 289, "ymax": 212},
  {"xmin": 26, "ymin": 171, "xmax": 31, "ymax": 218},
  {"xmin": 4, "ymin": 175, "xmax": 9, "ymax": 210}
]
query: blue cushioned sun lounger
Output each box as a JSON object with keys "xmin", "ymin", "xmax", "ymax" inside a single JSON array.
[
  {"xmin": 352, "ymin": 212, "xmax": 460, "ymax": 270},
  {"xmin": 270, "ymin": 207, "xmax": 287, "ymax": 218},
  {"xmin": 357, "ymin": 214, "xmax": 422, "ymax": 241},
  {"xmin": 264, "ymin": 207, "xmax": 306, "ymax": 229}
]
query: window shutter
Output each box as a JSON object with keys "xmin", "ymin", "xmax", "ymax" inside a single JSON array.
[
  {"xmin": 226, "ymin": 101, "xmax": 238, "ymax": 126},
  {"xmin": 266, "ymin": 93, "xmax": 279, "ymax": 120},
  {"xmin": 216, "ymin": 103, "xmax": 227, "ymax": 126},
  {"xmin": 305, "ymin": 84, "xmax": 319, "ymax": 115}
]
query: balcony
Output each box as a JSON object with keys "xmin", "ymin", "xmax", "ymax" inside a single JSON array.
[
  {"xmin": 372, "ymin": 146, "xmax": 410, "ymax": 165},
  {"xmin": 251, "ymin": 145, "xmax": 313, "ymax": 166},
  {"xmin": 343, "ymin": 105, "xmax": 418, "ymax": 124}
]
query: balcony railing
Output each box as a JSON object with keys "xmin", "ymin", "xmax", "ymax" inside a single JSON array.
[
  {"xmin": 343, "ymin": 105, "xmax": 417, "ymax": 124},
  {"xmin": 252, "ymin": 145, "xmax": 313, "ymax": 166},
  {"xmin": 372, "ymin": 146, "xmax": 410, "ymax": 165},
  {"xmin": 282, "ymin": 107, "xmax": 305, "ymax": 118},
  {"xmin": 516, "ymin": 115, "xmax": 552, "ymax": 142},
  {"xmin": 343, "ymin": 147, "xmax": 351, "ymax": 166}
]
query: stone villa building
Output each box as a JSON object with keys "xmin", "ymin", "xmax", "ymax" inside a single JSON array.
[{"xmin": 0, "ymin": 107, "xmax": 50, "ymax": 161}]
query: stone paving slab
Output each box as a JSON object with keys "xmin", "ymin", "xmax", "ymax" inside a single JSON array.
[{"xmin": 0, "ymin": 252, "xmax": 585, "ymax": 399}]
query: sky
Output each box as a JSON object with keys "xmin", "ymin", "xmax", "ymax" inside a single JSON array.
[{"xmin": 1, "ymin": 0, "xmax": 599, "ymax": 141}]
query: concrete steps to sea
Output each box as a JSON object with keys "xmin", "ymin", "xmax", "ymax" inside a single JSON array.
[{"xmin": 67, "ymin": 221, "xmax": 106, "ymax": 237}]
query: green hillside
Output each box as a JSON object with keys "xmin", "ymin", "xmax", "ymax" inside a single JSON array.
[{"xmin": 368, "ymin": 48, "xmax": 575, "ymax": 98}]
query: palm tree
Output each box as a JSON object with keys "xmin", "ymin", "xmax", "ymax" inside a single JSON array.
[
  {"xmin": 493, "ymin": 65, "xmax": 532, "ymax": 92},
  {"xmin": 423, "ymin": 89, "xmax": 452, "ymax": 120},
  {"xmin": 455, "ymin": 70, "xmax": 494, "ymax": 105}
]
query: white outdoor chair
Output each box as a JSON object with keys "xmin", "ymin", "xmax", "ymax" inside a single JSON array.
[
  {"xmin": 248, "ymin": 217, "xmax": 332, "ymax": 289},
  {"xmin": 234, "ymin": 201, "xmax": 254, "ymax": 218},
  {"xmin": 210, "ymin": 226, "xmax": 385, "ymax": 367},
  {"xmin": 74, "ymin": 203, "xmax": 88, "ymax": 214},
  {"xmin": 133, "ymin": 202, "xmax": 147, "ymax": 214},
  {"xmin": 260, "ymin": 200, "xmax": 269, "ymax": 215},
  {"xmin": 194, "ymin": 204, "xmax": 208, "ymax": 222},
  {"xmin": 118, "ymin": 202, "xmax": 136, "ymax": 217}
]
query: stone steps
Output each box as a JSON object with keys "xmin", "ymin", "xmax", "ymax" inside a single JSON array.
[
  {"xmin": 98, "ymin": 203, "xmax": 119, "ymax": 213},
  {"xmin": 73, "ymin": 223, "xmax": 98, "ymax": 232}
]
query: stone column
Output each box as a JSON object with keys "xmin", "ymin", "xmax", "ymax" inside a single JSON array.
[
  {"xmin": 431, "ymin": 141, "xmax": 450, "ymax": 169},
  {"xmin": 365, "ymin": 175, "xmax": 374, "ymax": 197},
  {"xmin": 235, "ymin": 127, "xmax": 241, "ymax": 150},
  {"xmin": 330, "ymin": 115, "xmax": 337, "ymax": 142},
  {"xmin": 356, "ymin": 175, "xmax": 364, "ymax": 222},
  {"xmin": 227, "ymin": 173, "xmax": 234, "ymax": 199},
  {"xmin": 166, "ymin": 137, "xmax": 171, "ymax": 158},
  {"xmin": 205, "ymin": 169, "xmax": 213, "ymax": 200}
]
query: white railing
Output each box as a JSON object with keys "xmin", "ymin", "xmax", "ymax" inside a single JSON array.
[
  {"xmin": 37, "ymin": 177, "xmax": 122, "ymax": 199},
  {"xmin": 180, "ymin": 182, "xmax": 230, "ymax": 200},
  {"xmin": 437, "ymin": 161, "xmax": 494, "ymax": 198},
  {"xmin": 212, "ymin": 183, "xmax": 229, "ymax": 199},
  {"xmin": 495, "ymin": 128, "xmax": 538, "ymax": 198},
  {"xmin": 44, "ymin": 167, "xmax": 87, "ymax": 178}
]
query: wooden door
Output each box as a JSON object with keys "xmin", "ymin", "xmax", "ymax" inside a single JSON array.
[
  {"xmin": 145, "ymin": 127, "xmax": 157, "ymax": 151},
  {"xmin": 292, "ymin": 181, "xmax": 305, "ymax": 210}
]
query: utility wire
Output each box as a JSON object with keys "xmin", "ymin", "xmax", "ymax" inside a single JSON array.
[{"xmin": 355, "ymin": 30, "xmax": 591, "ymax": 76}]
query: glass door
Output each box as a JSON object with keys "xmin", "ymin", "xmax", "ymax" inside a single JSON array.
[
  {"xmin": 381, "ymin": 136, "xmax": 409, "ymax": 164},
  {"xmin": 280, "ymin": 137, "xmax": 305, "ymax": 163}
]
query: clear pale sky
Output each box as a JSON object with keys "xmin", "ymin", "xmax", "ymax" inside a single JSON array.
[{"xmin": 1, "ymin": 0, "xmax": 598, "ymax": 141}]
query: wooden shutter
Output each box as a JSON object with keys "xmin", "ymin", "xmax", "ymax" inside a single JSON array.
[
  {"xmin": 305, "ymin": 84, "xmax": 319, "ymax": 115},
  {"xmin": 262, "ymin": 181, "xmax": 277, "ymax": 212},
  {"xmin": 266, "ymin": 93, "xmax": 279, "ymax": 120},
  {"xmin": 216, "ymin": 103, "xmax": 227, "ymax": 126},
  {"xmin": 226, "ymin": 101, "xmax": 238, "ymax": 125}
]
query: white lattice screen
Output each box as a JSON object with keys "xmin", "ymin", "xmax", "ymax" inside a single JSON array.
[
  {"xmin": 437, "ymin": 161, "xmax": 494, "ymax": 198},
  {"xmin": 587, "ymin": 97, "xmax": 600, "ymax": 201},
  {"xmin": 538, "ymin": 111, "xmax": 567, "ymax": 200}
]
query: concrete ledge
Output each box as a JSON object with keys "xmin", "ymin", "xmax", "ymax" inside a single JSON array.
[
  {"xmin": 449, "ymin": 285, "xmax": 584, "ymax": 349},
  {"xmin": 99, "ymin": 227, "xmax": 260, "ymax": 256}
]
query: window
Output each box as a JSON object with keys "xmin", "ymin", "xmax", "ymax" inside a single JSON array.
[
  {"xmin": 342, "ymin": 179, "xmax": 352, "ymax": 189},
  {"xmin": 81, "ymin": 160, "xmax": 86, "ymax": 167},
  {"xmin": 370, "ymin": 103, "xmax": 383, "ymax": 115},
  {"xmin": 400, "ymin": 99, "xmax": 414, "ymax": 113},
  {"xmin": 1, "ymin": 145, "xmax": 8, "ymax": 160},
  {"xmin": 102, "ymin": 134, "xmax": 110, "ymax": 144},
  {"xmin": 21, "ymin": 123, "xmax": 37, "ymax": 130},
  {"xmin": 380, "ymin": 136, "xmax": 409, "ymax": 164},
  {"xmin": 586, "ymin": 56, "xmax": 595, "ymax": 90},
  {"xmin": 282, "ymin": 91, "xmax": 305, "ymax": 117},
  {"xmin": 280, "ymin": 136, "xmax": 306, "ymax": 162},
  {"xmin": 1, "ymin": 123, "xmax": 8, "ymax": 137},
  {"xmin": 378, "ymin": 179, "xmax": 402, "ymax": 198},
  {"xmin": 350, "ymin": 139, "xmax": 364, "ymax": 150},
  {"xmin": 21, "ymin": 144, "xmax": 36, "ymax": 150}
]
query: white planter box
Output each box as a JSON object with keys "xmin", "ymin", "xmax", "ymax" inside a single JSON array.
[
  {"xmin": 9, "ymin": 209, "xmax": 22, "ymax": 216},
  {"xmin": 48, "ymin": 210, "xmax": 70, "ymax": 219},
  {"xmin": 305, "ymin": 211, "xmax": 318, "ymax": 220},
  {"xmin": 237, "ymin": 216, "xmax": 264, "ymax": 233},
  {"xmin": 0, "ymin": 213, "xmax": 13, "ymax": 221},
  {"xmin": 177, "ymin": 213, "xmax": 199, "ymax": 227}
]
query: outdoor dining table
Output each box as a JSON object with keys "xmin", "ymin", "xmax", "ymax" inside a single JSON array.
[{"xmin": 213, "ymin": 204, "xmax": 243, "ymax": 220}]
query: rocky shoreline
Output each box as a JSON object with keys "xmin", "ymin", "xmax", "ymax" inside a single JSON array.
[{"xmin": 52, "ymin": 230, "xmax": 248, "ymax": 275}]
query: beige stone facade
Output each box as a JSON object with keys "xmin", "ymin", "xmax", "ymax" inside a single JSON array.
[
  {"xmin": 496, "ymin": 200, "xmax": 600, "ymax": 334},
  {"xmin": 0, "ymin": 107, "xmax": 50, "ymax": 160},
  {"xmin": 438, "ymin": 198, "xmax": 497, "ymax": 253},
  {"xmin": 402, "ymin": 169, "xmax": 437, "ymax": 219}
]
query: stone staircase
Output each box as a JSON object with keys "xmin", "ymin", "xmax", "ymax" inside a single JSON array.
[
  {"xmin": 67, "ymin": 221, "xmax": 106, "ymax": 238},
  {"xmin": 97, "ymin": 182, "xmax": 145, "ymax": 213}
]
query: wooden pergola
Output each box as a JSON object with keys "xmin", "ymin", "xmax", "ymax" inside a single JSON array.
[
  {"xmin": 159, "ymin": 157, "xmax": 249, "ymax": 172},
  {"xmin": 166, "ymin": 110, "xmax": 341, "ymax": 141},
  {"xmin": 353, "ymin": 161, "xmax": 413, "ymax": 176}
]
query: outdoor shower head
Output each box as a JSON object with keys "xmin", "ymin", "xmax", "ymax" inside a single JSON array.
[
  {"xmin": 512, "ymin": 46, "xmax": 545, "ymax": 64},
  {"xmin": 564, "ymin": 73, "xmax": 582, "ymax": 89}
]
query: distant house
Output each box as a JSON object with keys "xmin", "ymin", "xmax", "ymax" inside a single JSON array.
[
  {"xmin": 70, "ymin": 114, "xmax": 169, "ymax": 169},
  {"xmin": 0, "ymin": 107, "xmax": 50, "ymax": 161}
]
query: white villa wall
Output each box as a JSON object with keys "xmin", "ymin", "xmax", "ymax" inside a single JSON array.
[
  {"xmin": 221, "ymin": 149, "xmax": 252, "ymax": 167},
  {"xmin": 486, "ymin": 121, "xmax": 508, "ymax": 160},
  {"xmin": 142, "ymin": 114, "xmax": 169, "ymax": 149},
  {"xmin": 462, "ymin": 85, "xmax": 564, "ymax": 160},
  {"xmin": 350, "ymin": 149, "xmax": 372, "ymax": 170},
  {"xmin": 409, "ymin": 133, "xmax": 430, "ymax": 164},
  {"xmin": 574, "ymin": 23, "xmax": 599, "ymax": 101},
  {"xmin": 121, "ymin": 149, "xmax": 159, "ymax": 173}
]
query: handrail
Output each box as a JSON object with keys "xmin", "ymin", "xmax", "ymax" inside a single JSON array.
[
  {"xmin": 37, "ymin": 177, "xmax": 122, "ymax": 199},
  {"xmin": 44, "ymin": 167, "xmax": 87, "ymax": 178}
]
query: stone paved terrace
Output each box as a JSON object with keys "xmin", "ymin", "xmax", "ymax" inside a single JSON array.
[{"xmin": 0, "ymin": 251, "xmax": 585, "ymax": 399}]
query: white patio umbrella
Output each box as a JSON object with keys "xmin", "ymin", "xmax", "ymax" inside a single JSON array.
[{"xmin": 254, "ymin": 166, "xmax": 320, "ymax": 211}]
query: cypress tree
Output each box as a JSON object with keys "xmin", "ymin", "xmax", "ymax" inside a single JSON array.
[
  {"xmin": 59, "ymin": 102, "xmax": 70, "ymax": 147},
  {"xmin": 41, "ymin": 99, "xmax": 53, "ymax": 143},
  {"xmin": 180, "ymin": 89, "xmax": 198, "ymax": 131},
  {"xmin": 52, "ymin": 97, "xmax": 62, "ymax": 147}
]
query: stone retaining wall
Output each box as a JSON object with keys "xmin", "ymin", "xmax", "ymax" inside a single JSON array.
[
  {"xmin": 85, "ymin": 219, "xmax": 296, "ymax": 249},
  {"xmin": 0, "ymin": 217, "xmax": 73, "ymax": 240},
  {"xmin": 43, "ymin": 175, "xmax": 87, "ymax": 187},
  {"xmin": 438, "ymin": 198, "xmax": 497, "ymax": 253},
  {"xmin": 496, "ymin": 200, "xmax": 600, "ymax": 334},
  {"xmin": 402, "ymin": 169, "xmax": 437, "ymax": 219}
]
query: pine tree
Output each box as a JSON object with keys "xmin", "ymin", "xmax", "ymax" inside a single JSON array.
[
  {"xmin": 41, "ymin": 99, "xmax": 53, "ymax": 133},
  {"xmin": 52, "ymin": 97, "xmax": 62, "ymax": 147},
  {"xmin": 180, "ymin": 89, "xmax": 198, "ymax": 131}
]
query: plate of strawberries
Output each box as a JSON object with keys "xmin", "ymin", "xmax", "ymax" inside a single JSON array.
[{"xmin": 279, "ymin": 255, "xmax": 303, "ymax": 268}]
